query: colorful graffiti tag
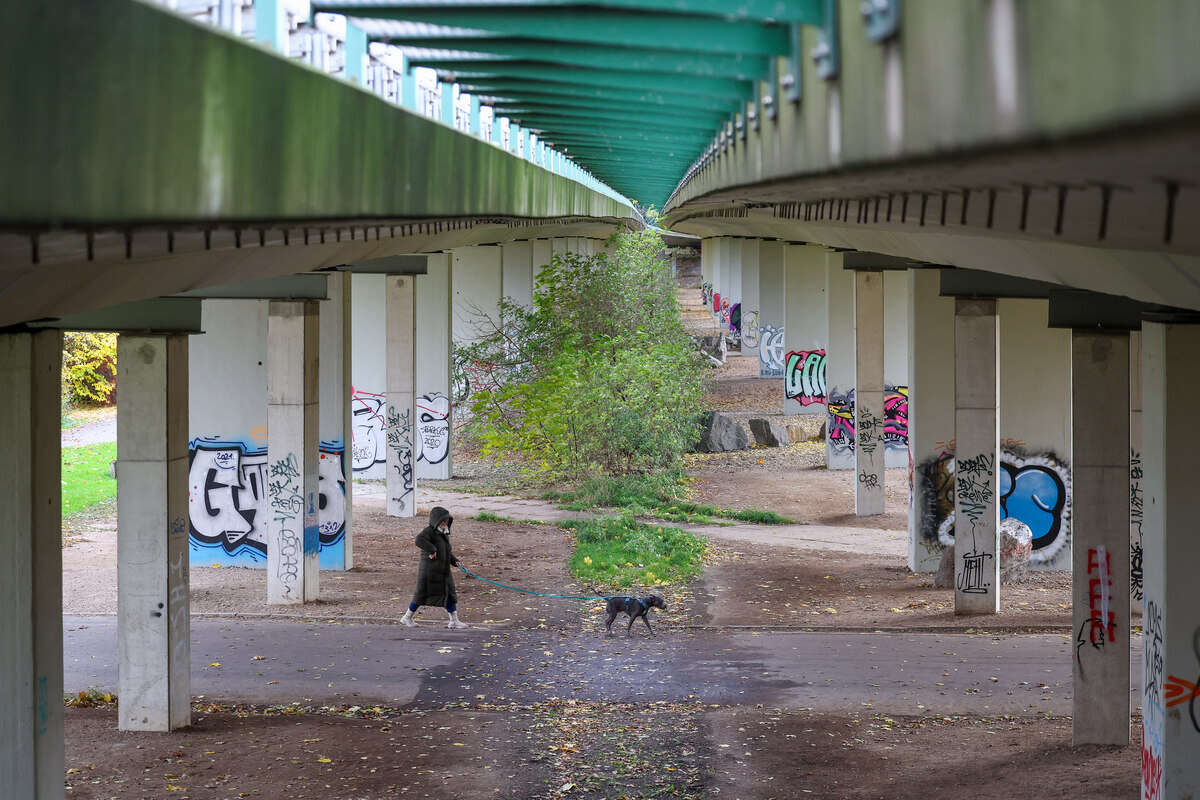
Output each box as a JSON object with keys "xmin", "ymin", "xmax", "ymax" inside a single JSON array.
[
  {"xmin": 758, "ymin": 324, "xmax": 785, "ymax": 376},
  {"xmin": 825, "ymin": 386, "xmax": 909, "ymax": 453},
  {"xmin": 188, "ymin": 439, "xmax": 346, "ymax": 567},
  {"xmin": 917, "ymin": 445, "xmax": 1071, "ymax": 564},
  {"xmin": 784, "ymin": 349, "xmax": 827, "ymax": 406}
]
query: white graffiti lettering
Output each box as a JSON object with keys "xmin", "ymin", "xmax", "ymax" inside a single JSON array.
[{"xmin": 416, "ymin": 393, "xmax": 451, "ymax": 465}]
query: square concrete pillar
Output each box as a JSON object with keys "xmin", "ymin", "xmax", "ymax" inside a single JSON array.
[
  {"xmin": 532, "ymin": 239, "xmax": 553, "ymax": 287},
  {"xmin": 953, "ymin": 298, "xmax": 1000, "ymax": 615},
  {"xmin": 386, "ymin": 276, "xmax": 417, "ymax": 517},
  {"xmin": 0, "ymin": 331, "xmax": 64, "ymax": 797},
  {"xmin": 1140, "ymin": 322, "xmax": 1200, "ymax": 800},
  {"xmin": 854, "ymin": 270, "xmax": 885, "ymax": 515},
  {"xmin": 117, "ymin": 334, "xmax": 191, "ymax": 729},
  {"xmin": 907, "ymin": 269, "xmax": 957, "ymax": 571},
  {"xmin": 738, "ymin": 239, "xmax": 759, "ymax": 349},
  {"xmin": 266, "ymin": 301, "xmax": 320, "ymax": 604},
  {"xmin": 824, "ymin": 251, "xmax": 855, "ymax": 468},
  {"xmin": 756, "ymin": 241, "xmax": 786, "ymax": 378},
  {"xmin": 501, "ymin": 240, "xmax": 534, "ymax": 309},
  {"xmin": 319, "ymin": 273, "xmax": 353, "ymax": 569},
  {"xmin": 1070, "ymin": 330, "xmax": 1131, "ymax": 745},
  {"xmin": 416, "ymin": 255, "xmax": 453, "ymax": 480}
]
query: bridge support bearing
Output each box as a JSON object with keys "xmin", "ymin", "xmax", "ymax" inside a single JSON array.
[
  {"xmin": 266, "ymin": 302, "xmax": 321, "ymax": 602},
  {"xmin": 854, "ymin": 271, "xmax": 886, "ymax": 516},
  {"xmin": 953, "ymin": 298, "xmax": 1001, "ymax": 615},
  {"xmin": 116, "ymin": 334, "xmax": 191, "ymax": 729},
  {"xmin": 906, "ymin": 270, "xmax": 956, "ymax": 572},
  {"xmin": 1139, "ymin": 322, "xmax": 1200, "ymax": 798},
  {"xmin": 416, "ymin": 255, "xmax": 453, "ymax": 482},
  {"xmin": 385, "ymin": 278, "xmax": 417, "ymax": 518},
  {"xmin": 1070, "ymin": 329, "xmax": 1131, "ymax": 745},
  {"xmin": 0, "ymin": 331, "xmax": 64, "ymax": 797}
]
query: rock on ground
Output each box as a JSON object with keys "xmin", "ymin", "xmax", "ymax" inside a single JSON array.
[
  {"xmin": 934, "ymin": 518, "xmax": 1034, "ymax": 589},
  {"xmin": 697, "ymin": 412, "xmax": 749, "ymax": 452},
  {"xmin": 748, "ymin": 418, "xmax": 790, "ymax": 447}
]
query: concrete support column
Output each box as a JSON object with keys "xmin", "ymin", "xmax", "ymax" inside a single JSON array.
[
  {"xmin": 757, "ymin": 241, "xmax": 786, "ymax": 378},
  {"xmin": 1070, "ymin": 330, "xmax": 1131, "ymax": 745},
  {"xmin": 319, "ymin": 273, "xmax": 353, "ymax": 569},
  {"xmin": 1130, "ymin": 331, "xmax": 1144, "ymax": 614},
  {"xmin": 953, "ymin": 298, "xmax": 1000, "ymax": 615},
  {"xmin": 907, "ymin": 269, "xmax": 957, "ymax": 571},
  {"xmin": 266, "ymin": 301, "xmax": 320, "ymax": 603},
  {"xmin": 739, "ymin": 240, "xmax": 760, "ymax": 347},
  {"xmin": 824, "ymin": 251, "xmax": 855, "ymax": 468},
  {"xmin": 1140, "ymin": 322, "xmax": 1200, "ymax": 800},
  {"xmin": 116, "ymin": 334, "xmax": 191, "ymax": 729},
  {"xmin": 501, "ymin": 241, "xmax": 534, "ymax": 309},
  {"xmin": 0, "ymin": 331, "xmax": 63, "ymax": 797},
  {"xmin": 532, "ymin": 239, "xmax": 552, "ymax": 286},
  {"xmin": 854, "ymin": 271, "xmax": 885, "ymax": 515},
  {"xmin": 386, "ymin": 276, "xmax": 417, "ymax": 517},
  {"xmin": 416, "ymin": 255, "xmax": 453, "ymax": 480},
  {"xmin": 711, "ymin": 238, "xmax": 726, "ymax": 318}
]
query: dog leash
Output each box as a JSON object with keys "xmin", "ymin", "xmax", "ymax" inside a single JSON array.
[{"xmin": 456, "ymin": 565, "xmax": 612, "ymax": 600}]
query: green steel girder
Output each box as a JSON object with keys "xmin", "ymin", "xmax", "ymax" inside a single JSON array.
[
  {"xmin": 418, "ymin": 59, "xmax": 752, "ymax": 101},
  {"xmin": 0, "ymin": 0, "xmax": 635, "ymax": 224},
  {"xmin": 313, "ymin": 5, "xmax": 792, "ymax": 57},
  {"xmin": 456, "ymin": 79, "xmax": 742, "ymax": 115},
  {"xmin": 509, "ymin": 122, "xmax": 712, "ymax": 145},
  {"xmin": 384, "ymin": 37, "xmax": 769, "ymax": 80},
  {"xmin": 486, "ymin": 98, "xmax": 728, "ymax": 126},
  {"xmin": 537, "ymin": 131, "xmax": 709, "ymax": 149},
  {"xmin": 497, "ymin": 109, "xmax": 712, "ymax": 134},
  {"xmin": 316, "ymin": 0, "xmax": 824, "ymax": 24}
]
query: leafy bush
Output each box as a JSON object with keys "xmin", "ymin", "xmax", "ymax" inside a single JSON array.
[
  {"xmin": 562, "ymin": 516, "xmax": 707, "ymax": 588},
  {"xmin": 459, "ymin": 228, "xmax": 706, "ymax": 479},
  {"xmin": 62, "ymin": 332, "xmax": 117, "ymax": 406},
  {"xmin": 554, "ymin": 473, "xmax": 794, "ymax": 525}
]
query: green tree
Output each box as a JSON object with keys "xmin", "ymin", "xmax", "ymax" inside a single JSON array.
[
  {"xmin": 62, "ymin": 332, "xmax": 117, "ymax": 406},
  {"xmin": 458, "ymin": 227, "xmax": 705, "ymax": 478}
]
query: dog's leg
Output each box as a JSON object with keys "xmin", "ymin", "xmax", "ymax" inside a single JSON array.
[
  {"xmin": 641, "ymin": 614, "xmax": 654, "ymax": 636},
  {"xmin": 626, "ymin": 614, "xmax": 636, "ymax": 638},
  {"xmin": 605, "ymin": 612, "xmax": 617, "ymax": 636}
]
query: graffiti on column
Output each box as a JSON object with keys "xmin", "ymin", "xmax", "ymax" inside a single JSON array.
[
  {"xmin": 825, "ymin": 386, "xmax": 909, "ymax": 453},
  {"xmin": 387, "ymin": 404, "xmax": 415, "ymax": 513},
  {"xmin": 917, "ymin": 444, "xmax": 1071, "ymax": 565},
  {"xmin": 741, "ymin": 309, "xmax": 760, "ymax": 349},
  {"xmin": 417, "ymin": 393, "xmax": 451, "ymax": 465},
  {"xmin": 955, "ymin": 452, "xmax": 995, "ymax": 595},
  {"xmin": 268, "ymin": 452, "xmax": 304, "ymax": 600},
  {"xmin": 784, "ymin": 349, "xmax": 826, "ymax": 405},
  {"xmin": 188, "ymin": 439, "xmax": 346, "ymax": 565},
  {"xmin": 1076, "ymin": 546, "xmax": 1116, "ymax": 673},
  {"xmin": 700, "ymin": 282, "xmax": 713, "ymax": 308},
  {"xmin": 351, "ymin": 386, "xmax": 387, "ymax": 473},
  {"xmin": 712, "ymin": 291, "xmax": 721, "ymax": 314},
  {"xmin": 1162, "ymin": 627, "xmax": 1200, "ymax": 733},
  {"xmin": 857, "ymin": 405, "xmax": 883, "ymax": 457},
  {"xmin": 1130, "ymin": 448, "xmax": 1144, "ymax": 601},
  {"xmin": 758, "ymin": 324, "xmax": 785, "ymax": 376},
  {"xmin": 728, "ymin": 302, "xmax": 741, "ymax": 337},
  {"xmin": 1142, "ymin": 599, "xmax": 1165, "ymax": 800}
]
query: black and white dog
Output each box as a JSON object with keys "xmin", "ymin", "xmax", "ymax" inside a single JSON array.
[{"xmin": 603, "ymin": 595, "xmax": 667, "ymax": 637}]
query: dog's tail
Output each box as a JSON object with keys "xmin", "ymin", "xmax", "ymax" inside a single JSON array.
[{"xmin": 588, "ymin": 585, "xmax": 611, "ymax": 600}]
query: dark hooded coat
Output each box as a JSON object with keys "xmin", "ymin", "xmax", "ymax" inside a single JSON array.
[{"xmin": 411, "ymin": 507, "xmax": 458, "ymax": 608}]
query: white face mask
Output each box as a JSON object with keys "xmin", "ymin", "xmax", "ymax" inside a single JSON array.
[{"xmin": 438, "ymin": 522, "xmax": 449, "ymax": 534}]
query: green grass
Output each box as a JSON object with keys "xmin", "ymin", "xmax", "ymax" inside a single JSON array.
[
  {"xmin": 555, "ymin": 473, "xmax": 794, "ymax": 526},
  {"xmin": 62, "ymin": 442, "xmax": 116, "ymax": 517},
  {"xmin": 473, "ymin": 511, "xmax": 544, "ymax": 524},
  {"xmin": 560, "ymin": 516, "xmax": 707, "ymax": 589}
]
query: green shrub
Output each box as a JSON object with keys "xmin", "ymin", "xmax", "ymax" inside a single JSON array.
[
  {"xmin": 458, "ymin": 228, "xmax": 706, "ymax": 479},
  {"xmin": 562, "ymin": 516, "xmax": 706, "ymax": 588},
  {"xmin": 62, "ymin": 332, "xmax": 117, "ymax": 406}
]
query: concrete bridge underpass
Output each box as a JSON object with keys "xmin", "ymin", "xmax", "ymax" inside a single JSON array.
[{"xmin": 2, "ymin": 1, "xmax": 1199, "ymax": 798}]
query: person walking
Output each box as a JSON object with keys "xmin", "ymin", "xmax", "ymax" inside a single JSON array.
[{"xmin": 400, "ymin": 506, "xmax": 468, "ymax": 629}]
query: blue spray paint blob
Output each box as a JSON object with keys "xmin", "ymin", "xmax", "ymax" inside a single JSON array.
[{"xmin": 999, "ymin": 464, "xmax": 1066, "ymax": 551}]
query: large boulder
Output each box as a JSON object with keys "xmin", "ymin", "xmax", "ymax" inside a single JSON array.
[
  {"xmin": 697, "ymin": 412, "xmax": 750, "ymax": 453},
  {"xmin": 748, "ymin": 418, "xmax": 790, "ymax": 447},
  {"xmin": 933, "ymin": 518, "xmax": 1034, "ymax": 589},
  {"xmin": 999, "ymin": 518, "xmax": 1033, "ymax": 584}
]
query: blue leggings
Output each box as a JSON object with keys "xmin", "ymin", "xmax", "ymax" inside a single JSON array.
[{"xmin": 410, "ymin": 602, "xmax": 456, "ymax": 613}]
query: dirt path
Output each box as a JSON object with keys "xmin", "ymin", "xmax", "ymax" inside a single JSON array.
[{"xmin": 62, "ymin": 406, "xmax": 117, "ymax": 448}]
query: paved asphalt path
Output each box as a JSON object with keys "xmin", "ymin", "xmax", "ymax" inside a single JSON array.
[{"xmin": 64, "ymin": 616, "xmax": 1143, "ymax": 716}]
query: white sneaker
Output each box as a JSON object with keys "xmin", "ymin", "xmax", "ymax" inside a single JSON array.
[
  {"xmin": 400, "ymin": 613, "xmax": 415, "ymax": 627},
  {"xmin": 447, "ymin": 620, "xmax": 469, "ymax": 629}
]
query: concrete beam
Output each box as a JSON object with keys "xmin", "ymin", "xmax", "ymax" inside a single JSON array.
[
  {"xmin": 171, "ymin": 274, "xmax": 329, "ymax": 300},
  {"xmin": 23, "ymin": 298, "xmax": 202, "ymax": 333},
  {"xmin": 939, "ymin": 268, "xmax": 1060, "ymax": 300},
  {"xmin": 0, "ymin": 331, "xmax": 63, "ymax": 798},
  {"xmin": 347, "ymin": 255, "xmax": 430, "ymax": 275}
]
